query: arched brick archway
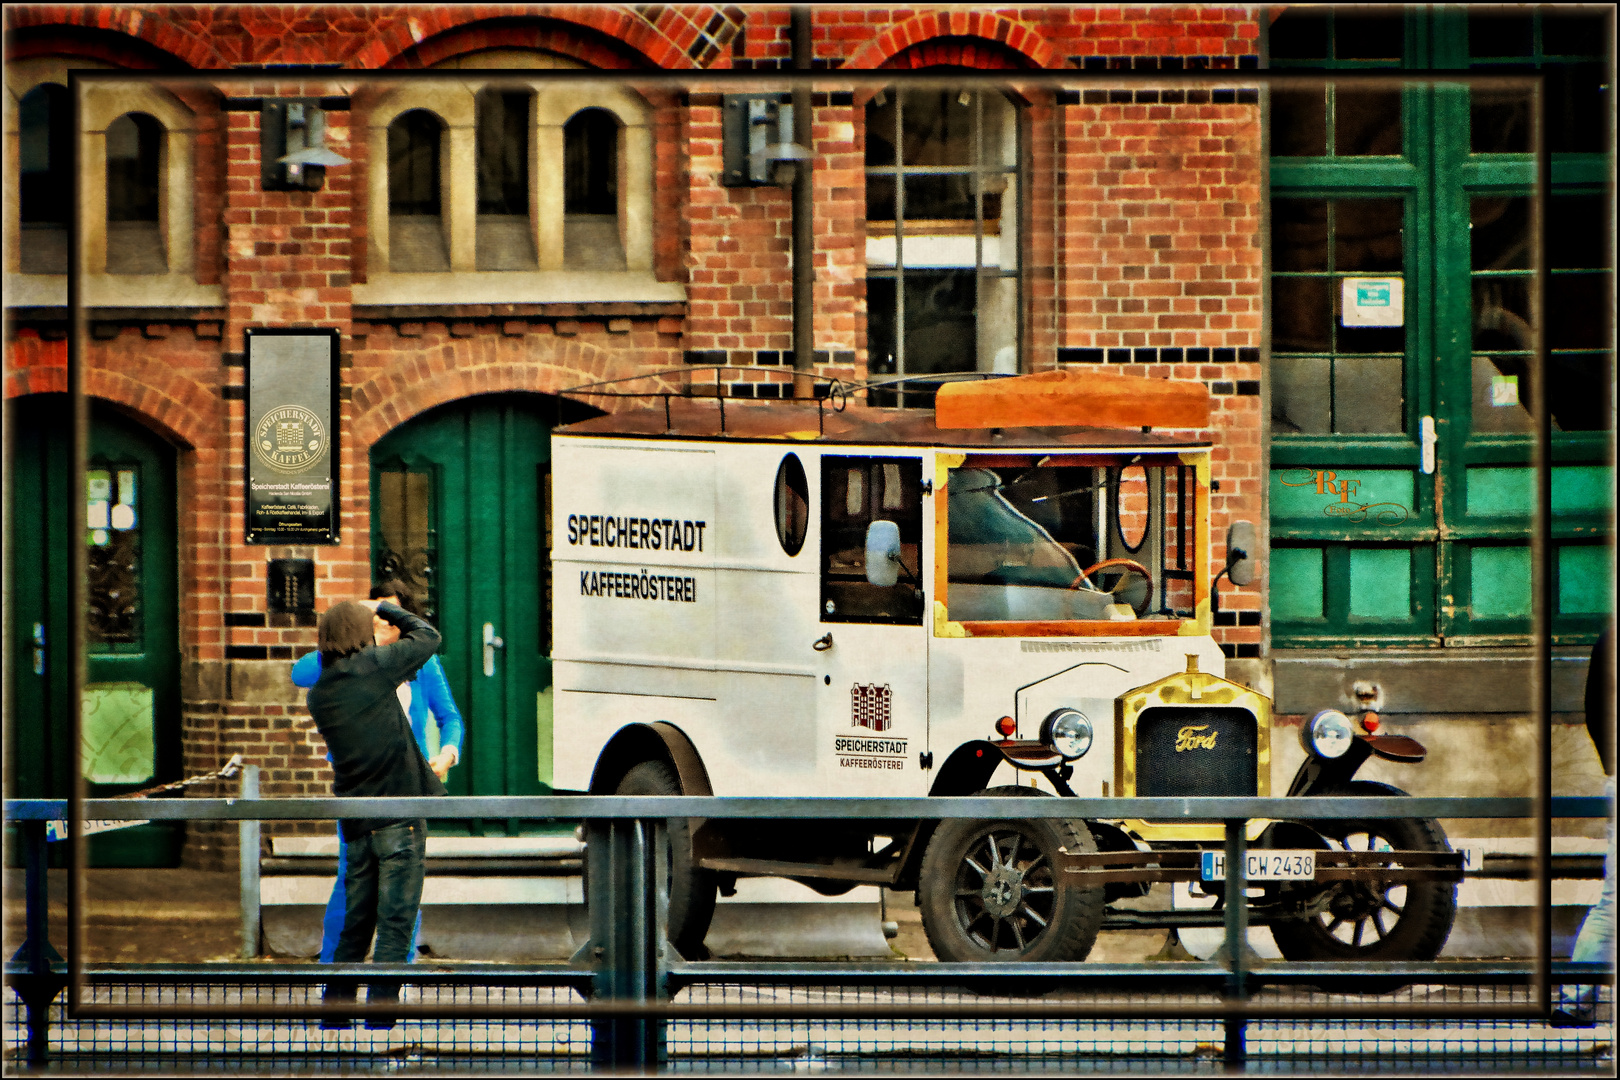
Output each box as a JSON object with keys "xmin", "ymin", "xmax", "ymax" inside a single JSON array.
[
  {"xmin": 882, "ymin": 36, "xmax": 1038, "ymax": 71},
  {"xmin": 2, "ymin": 8, "xmax": 218, "ymax": 68},
  {"xmin": 844, "ymin": 13, "xmax": 1061, "ymax": 71},
  {"xmin": 384, "ymin": 15, "xmax": 676, "ymax": 71},
  {"xmin": 5, "ymin": 341, "xmax": 215, "ymax": 451},
  {"xmin": 349, "ymin": 338, "xmax": 621, "ymax": 447}
]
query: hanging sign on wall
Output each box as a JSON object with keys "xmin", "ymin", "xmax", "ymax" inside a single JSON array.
[
  {"xmin": 245, "ymin": 328, "xmax": 340, "ymax": 544},
  {"xmin": 1340, "ymin": 277, "xmax": 1405, "ymax": 327}
]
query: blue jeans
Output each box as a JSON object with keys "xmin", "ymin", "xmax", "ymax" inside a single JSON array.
[
  {"xmin": 320, "ymin": 823, "xmax": 421, "ymax": 964},
  {"xmin": 1560, "ymin": 776, "xmax": 1616, "ymax": 1018},
  {"xmin": 323, "ymin": 820, "xmax": 427, "ymax": 1010}
]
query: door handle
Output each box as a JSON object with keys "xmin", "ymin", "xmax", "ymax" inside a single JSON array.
[
  {"xmin": 1420, "ymin": 415, "xmax": 1437, "ymax": 475},
  {"xmin": 482, "ymin": 622, "xmax": 505, "ymax": 677}
]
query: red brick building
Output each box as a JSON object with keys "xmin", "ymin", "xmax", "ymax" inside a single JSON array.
[{"xmin": 4, "ymin": 5, "xmax": 1610, "ymax": 868}]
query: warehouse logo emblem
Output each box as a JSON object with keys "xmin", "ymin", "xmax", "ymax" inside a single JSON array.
[
  {"xmin": 851, "ymin": 683, "xmax": 892, "ymax": 732},
  {"xmin": 1278, "ymin": 468, "xmax": 1410, "ymax": 525},
  {"xmin": 253, "ymin": 405, "xmax": 326, "ymax": 473}
]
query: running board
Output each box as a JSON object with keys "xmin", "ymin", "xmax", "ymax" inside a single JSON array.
[{"xmin": 697, "ymin": 856, "xmax": 900, "ymax": 885}]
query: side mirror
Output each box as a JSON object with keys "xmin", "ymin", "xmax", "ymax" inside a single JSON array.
[
  {"xmin": 1225, "ymin": 520, "xmax": 1258, "ymax": 587},
  {"xmin": 865, "ymin": 519, "xmax": 901, "ymax": 587}
]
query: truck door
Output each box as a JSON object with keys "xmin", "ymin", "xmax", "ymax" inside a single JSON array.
[{"xmin": 816, "ymin": 455, "xmax": 930, "ymax": 793}]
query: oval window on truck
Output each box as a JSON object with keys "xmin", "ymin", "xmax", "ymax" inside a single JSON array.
[{"xmin": 774, "ymin": 452, "xmax": 809, "ymax": 556}]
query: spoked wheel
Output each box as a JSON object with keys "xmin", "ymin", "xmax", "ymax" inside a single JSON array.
[
  {"xmin": 918, "ymin": 787, "xmax": 1104, "ymax": 964},
  {"xmin": 1270, "ymin": 781, "xmax": 1457, "ymax": 978}
]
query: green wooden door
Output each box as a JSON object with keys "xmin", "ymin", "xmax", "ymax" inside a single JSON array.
[
  {"xmin": 7, "ymin": 395, "xmax": 182, "ymax": 866},
  {"xmin": 371, "ymin": 395, "xmax": 579, "ymax": 829},
  {"xmin": 1267, "ymin": 7, "xmax": 1613, "ymax": 648}
]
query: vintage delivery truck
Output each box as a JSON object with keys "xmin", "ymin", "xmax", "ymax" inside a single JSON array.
[{"xmin": 550, "ymin": 370, "xmax": 1460, "ymax": 964}]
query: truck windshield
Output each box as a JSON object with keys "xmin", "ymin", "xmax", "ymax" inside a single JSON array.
[{"xmin": 943, "ymin": 458, "xmax": 1193, "ymax": 625}]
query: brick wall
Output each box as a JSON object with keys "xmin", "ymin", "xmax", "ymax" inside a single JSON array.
[{"xmin": 5, "ymin": 5, "xmax": 1269, "ymax": 866}]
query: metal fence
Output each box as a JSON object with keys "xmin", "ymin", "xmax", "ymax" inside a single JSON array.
[{"xmin": 5, "ymin": 794, "xmax": 1613, "ymax": 1074}]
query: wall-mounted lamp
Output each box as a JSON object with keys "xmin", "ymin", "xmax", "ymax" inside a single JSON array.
[
  {"xmin": 722, "ymin": 93, "xmax": 814, "ymax": 187},
  {"xmin": 261, "ymin": 98, "xmax": 350, "ymax": 192}
]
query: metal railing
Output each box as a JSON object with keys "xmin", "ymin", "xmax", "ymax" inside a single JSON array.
[{"xmin": 5, "ymin": 794, "xmax": 1612, "ymax": 1072}]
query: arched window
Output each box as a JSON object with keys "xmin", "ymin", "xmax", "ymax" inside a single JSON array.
[
  {"xmin": 388, "ymin": 109, "xmax": 447, "ymax": 271},
  {"xmin": 864, "ymin": 88, "xmax": 1019, "ymax": 405},
  {"xmin": 475, "ymin": 89, "xmax": 536, "ymax": 270},
  {"xmin": 19, "ymin": 83, "xmax": 70, "ymax": 273},
  {"xmin": 105, "ymin": 112, "xmax": 166, "ymax": 274},
  {"xmin": 563, "ymin": 108, "xmax": 623, "ymax": 269}
]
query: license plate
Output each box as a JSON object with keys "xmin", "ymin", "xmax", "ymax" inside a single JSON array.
[{"xmin": 1201, "ymin": 849, "xmax": 1315, "ymax": 881}]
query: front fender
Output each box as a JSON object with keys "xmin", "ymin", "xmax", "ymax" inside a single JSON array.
[
  {"xmin": 1287, "ymin": 733, "xmax": 1427, "ymax": 796},
  {"xmin": 929, "ymin": 740, "xmax": 1062, "ymax": 796}
]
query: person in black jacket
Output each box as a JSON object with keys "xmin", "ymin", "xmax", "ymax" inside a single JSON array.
[{"xmin": 307, "ymin": 598, "xmax": 445, "ymax": 1028}]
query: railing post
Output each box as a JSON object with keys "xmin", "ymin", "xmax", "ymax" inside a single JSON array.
[
  {"xmin": 239, "ymin": 765, "xmax": 261, "ymax": 959},
  {"xmin": 9, "ymin": 819, "xmax": 65, "ymax": 1066},
  {"xmin": 1222, "ymin": 817, "xmax": 1248, "ymax": 1067},
  {"xmin": 587, "ymin": 814, "xmax": 669, "ymax": 1072}
]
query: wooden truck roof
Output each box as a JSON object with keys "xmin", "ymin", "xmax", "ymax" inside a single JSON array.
[
  {"xmin": 556, "ymin": 369, "xmax": 1213, "ymax": 451},
  {"xmin": 555, "ymin": 398, "xmax": 1210, "ymax": 452}
]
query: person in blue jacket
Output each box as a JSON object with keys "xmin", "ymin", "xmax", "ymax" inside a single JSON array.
[{"xmin": 294, "ymin": 580, "xmax": 464, "ymax": 963}]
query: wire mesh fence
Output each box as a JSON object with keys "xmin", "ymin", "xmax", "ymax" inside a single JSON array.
[{"xmin": 7, "ymin": 976, "xmax": 1612, "ymax": 1074}]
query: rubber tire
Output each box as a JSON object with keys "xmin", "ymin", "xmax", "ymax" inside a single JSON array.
[
  {"xmin": 1269, "ymin": 780, "xmax": 1458, "ymax": 966},
  {"xmin": 614, "ymin": 759, "xmax": 718, "ymax": 960},
  {"xmin": 918, "ymin": 787, "xmax": 1105, "ymax": 964}
]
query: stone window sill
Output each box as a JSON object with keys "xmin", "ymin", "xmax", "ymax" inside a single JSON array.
[
  {"xmin": 354, "ymin": 271, "xmax": 685, "ymax": 307},
  {"xmin": 5, "ymin": 275, "xmax": 225, "ymax": 310}
]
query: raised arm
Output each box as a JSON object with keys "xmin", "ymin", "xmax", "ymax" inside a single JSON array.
[{"xmin": 367, "ymin": 600, "xmax": 442, "ymax": 685}]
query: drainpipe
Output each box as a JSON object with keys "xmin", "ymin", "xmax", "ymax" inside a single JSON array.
[{"xmin": 791, "ymin": 6, "xmax": 814, "ymax": 398}]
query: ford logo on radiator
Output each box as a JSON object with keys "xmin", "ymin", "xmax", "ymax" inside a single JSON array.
[{"xmin": 1174, "ymin": 724, "xmax": 1219, "ymax": 752}]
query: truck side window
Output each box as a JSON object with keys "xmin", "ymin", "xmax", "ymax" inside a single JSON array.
[{"xmin": 821, "ymin": 455, "xmax": 924, "ymax": 624}]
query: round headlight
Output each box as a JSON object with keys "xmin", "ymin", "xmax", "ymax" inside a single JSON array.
[
  {"xmin": 1042, "ymin": 708, "xmax": 1093, "ymax": 760},
  {"xmin": 1303, "ymin": 709, "xmax": 1355, "ymax": 759}
]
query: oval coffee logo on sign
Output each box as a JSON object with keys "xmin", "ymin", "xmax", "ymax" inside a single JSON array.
[{"xmin": 253, "ymin": 405, "xmax": 326, "ymax": 473}]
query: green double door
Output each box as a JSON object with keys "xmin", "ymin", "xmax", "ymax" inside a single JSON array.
[
  {"xmin": 8, "ymin": 395, "xmax": 181, "ymax": 866},
  {"xmin": 1267, "ymin": 8, "xmax": 1613, "ymax": 648},
  {"xmin": 371, "ymin": 394, "xmax": 579, "ymax": 822}
]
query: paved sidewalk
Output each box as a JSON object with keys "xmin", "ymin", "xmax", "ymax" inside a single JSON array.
[{"xmin": 3, "ymin": 869, "xmax": 242, "ymax": 964}]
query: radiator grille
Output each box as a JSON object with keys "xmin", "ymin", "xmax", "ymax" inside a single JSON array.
[{"xmin": 1134, "ymin": 706, "xmax": 1258, "ymax": 797}]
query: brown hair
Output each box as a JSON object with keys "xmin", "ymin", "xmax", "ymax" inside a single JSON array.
[
  {"xmin": 370, "ymin": 579, "xmax": 417, "ymax": 615},
  {"xmin": 318, "ymin": 600, "xmax": 374, "ymax": 661}
]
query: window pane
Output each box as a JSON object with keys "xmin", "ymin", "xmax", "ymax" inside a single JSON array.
[
  {"xmin": 477, "ymin": 91, "xmax": 530, "ymax": 215},
  {"xmin": 902, "ymin": 271, "xmax": 976, "ymax": 375},
  {"xmin": 1272, "ymin": 199, "xmax": 1328, "ymax": 272},
  {"xmin": 1272, "ymin": 87, "xmax": 1327, "ymax": 156},
  {"xmin": 1349, "ymin": 547, "xmax": 1411, "ymax": 619},
  {"xmin": 1272, "ymin": 548, "xmax": 1326, "ymax": 622},
  {"xmin": 1467, "ymin": 14, "xmax": 1535, "ymax": 59},
  {"xmin": 1548, "ymin": 273, "xmax": 1612, "ymax": 350},
  {"xmin": 87, "ymin": 465, "xmax": 141, "ymax": 645},
  {"xmin": 82, "ymin": 684, "xmax": 155, "ymax": 784},
  {"xmin": 1333, "ymin": 87, "xmax": 1402, "ymax": 156},
  {"xmin": 20, "ymin": 84, "xmax": 70, "ymax": 225},
  {"xmin": 1470, "ymin": 86, "xmax": 1532, "ymax": 154},
  {"xmin": 1271, "ymin": 356, "xmax": 1331, "ymax": 434},
  {"xmin": 1335, "ymin": 14, "xmax": 1404, "ymax": 61},
  {"xmin": 903, "ymin": 174, "xmax": 974, "ymax": 222},
  {"xmin": 1270, "ymin": 10, "xmax": 1329, "ymax": 60},
  {"xmin": 866, "ymin": 276, "xmax": 897, "ymax": 379},
  {"xmin": 1558, "ymin": 544, "xmax": 1613, "ymax": 615},
  {"xmin": 865, "ymin": 90, "xmax": 897, "ymax": 167},
  {"xmin": 1471, "ymin": 355, "xmax": 1536, "ymax": 434},
  {"xmin": 1548, "ymin": 63, "xmax": 1611, "ymax": 154},
  {"xmin": 1334, "ymin": 199, "xmax": 1403, "ymax": 272},
  {"xmin": 1548, "ymin": 195, "xmax": 1608, "ymax": 270},
  {"xmin": 899, "ymin": 88, "xmax": 973, "ymax": 167},
  {"xmin": 1272, "ymin": 276, "xmax": 1332, "ymax": 352},
  {"xmin": 106, "ymin": 113, "xmax": 162, "ymax": 222},
  {"xmin": 1469, "ymin": 546, "xmax": 1532, "ymax": 619},
  {"xmin": 1332, "ymin": 356, "xmax": 1404, "ymax": 434},
  {"xmin": 1470, "ymin": 197, "xmax": 1531, "ymax": 271},
  {"xmin": 389, "ymin": 110, "xmax": 442, "ymax": 215},
  {"xmin": 1472, "ymin": 278, "xmax": 1536, "ymax": 351},
  {"xmin": 1544, "ymin": 12, "xmax": 1611, "ymax": 56},
  {"xmin": 375, "ymin": 468, "xmax": 437, "ymax": 622},
  {"xmin": 1337, "ymin": 323, "xmax": 1406, "ymax": 355},
  {"xmin": 564, "ymin": 109, "xmax": 618, "ymax": 215},
  {"xmin": 866, "ymin": 173, "xmax": 896, "ymax": 222},
  {"xmin": 1548, "ymin": 353, "xmax": 1614, "ymax": 432}
]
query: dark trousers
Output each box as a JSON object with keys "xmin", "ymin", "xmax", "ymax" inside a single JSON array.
[{"xmin": 322, "ymin": 820, "xmax": 427, "ymax": 1011}]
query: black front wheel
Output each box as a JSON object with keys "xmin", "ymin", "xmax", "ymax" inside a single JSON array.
[
  {"xmin": 918, "ymin": 787, "xmax": 1104, "ymax": 963},
  {"xmin": 612, "ymin": 760, "xmax": 718, "ymax": 959},
  {"xmin": 1270, "ymin": 780, "xmax": 1458, "ymax": 964}
]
